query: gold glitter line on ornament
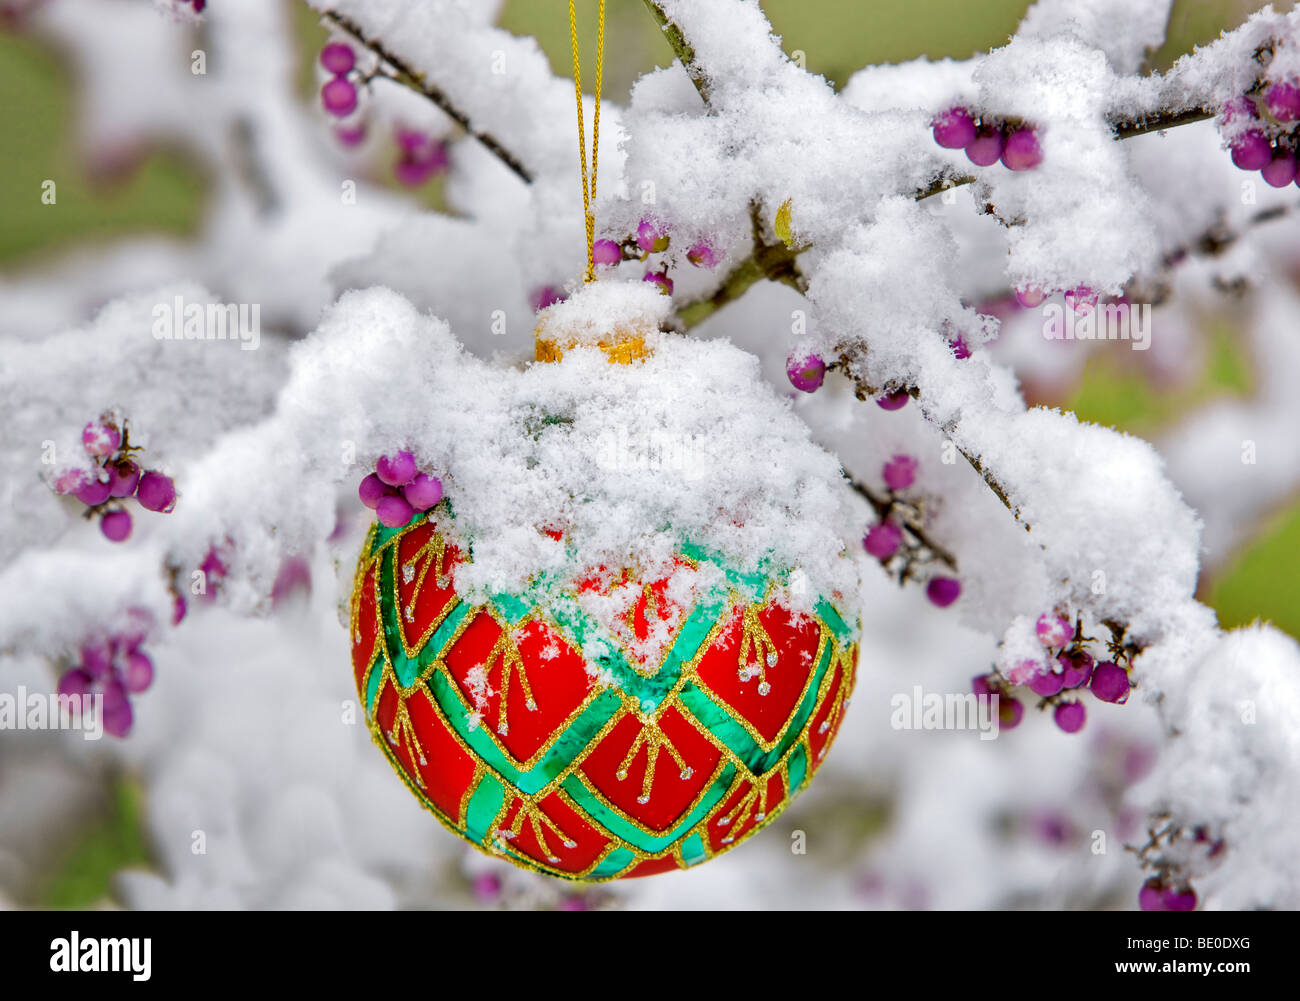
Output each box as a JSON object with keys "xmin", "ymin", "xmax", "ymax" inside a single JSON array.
[
  {"xmin": 379, "ymin": 667, "xmax": 431, "ymax": 789},
  {"xmin": 495, "ymin": 798, "xmax": 580, "ymax": 864},
  {"xmin": 737, "ymin": 602, "xmax": 780, "ymax": 695},
  {"xmin": 614, "ymin": 714, "xmax": 694, "ymax": 805},
  {"xmin": 392, "ymin": 529, "xmax": 460, "ymax": 661},
  {"xmin": 686, "ymin": 599, "xmax": 830, "ymax": 754},
  {"xmin": 715, "ymin": 778, "xmax": 767, "ymax": 844}
]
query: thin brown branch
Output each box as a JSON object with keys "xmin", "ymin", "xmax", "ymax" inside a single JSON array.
[
  {"xmin": 846, "ymin": 475, "xmax": 960, "ymax": 572},
  {"xmin": 321, "ymin": 9, "xmax": 533, "ymax": 184},
  {"xmin": 642, "ymin": 0, "xmax": 711, "ymax": 105}
]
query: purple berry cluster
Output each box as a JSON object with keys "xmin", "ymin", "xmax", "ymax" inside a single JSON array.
[
  {"xmin": 53, "ymin": 417, "xmax": 176, "ymax": 543},
  {"xmin": 1133, "ymin": 820, "xmax": 1222, "ymax": 911},
  {"xmin": 317, "ymin": 41, "xmax": 452, "ymax": 189},
  {"xmin": 359, "ymin": 450, "xmax": 444, "ymax": 528},
  {"xmin": 393, "ymin": 128, "xmax": 450, "ymax": 187},
  {"xmin": 58, "ymin": 610, "xmax": 158, "ymax": 738},
  {"xmin": 932, "ymin": 106, "xmax": 1044, "ymax": 171},
  {"xmin": 1219, "ymin": 80, "xmax": 1300, "ymax": 188},
  {"xmin": 589, "ymin": 217, "xmax": 723, "ymax": 296},
  {"xmin": 860, "ymin": 452, "xmax": 962, "ymax": 610},
  {"xmin": 320, "ymin": 42, "xmax": 360, "ymax": 119},
  {"xmin": 977, "ymin": 612, "xmax": 1138, "ymax": 735}
]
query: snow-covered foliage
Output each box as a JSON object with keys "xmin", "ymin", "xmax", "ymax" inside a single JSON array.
[{"xmin": 2, "ymin": 0, "xmax": 1299, "ymax": 910}]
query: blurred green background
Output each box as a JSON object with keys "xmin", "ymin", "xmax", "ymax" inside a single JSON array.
[{"xmin": 0, "ymin": 0, "xmax": 1295, "ymax": 905}]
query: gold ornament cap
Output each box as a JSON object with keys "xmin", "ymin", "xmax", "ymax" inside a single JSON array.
[{"xmin": 534, "ymin": 280, "xmax": 669, "ymax": 364}]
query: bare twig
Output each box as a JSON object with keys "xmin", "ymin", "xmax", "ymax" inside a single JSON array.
[
  {"xmin": 321, "ymin": 9, "xmax": 533, "ymax": 184},
  {"xmin": 846, "ymin": 475, "xmax": 960, "ymax": 571},
  {"xmin": 641, "ymin": 0, "xmax": 711, "ymax": 105}
]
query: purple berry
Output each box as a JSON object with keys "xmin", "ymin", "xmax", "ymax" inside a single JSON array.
[
  {"xmin": 1065, "ymin": 286, "xmax": 1098, "ymax": 314},
  {"xmin": 1090, "ymin": 661, "xmax": 1131, "ymax": 703},
  {"xmin": 172, "ymin": 593, "xmax": 187, "ymax": 625},
  {"xmin": 200, "ymin": 546, "xmax": 229, "ymax": 584},
  {"xmin": 58, "ymin": 668, "xmax": 93, "ymax": 704},
  {"xmin": 472, "ymin": 872, "xmax": 502, "ymax": 903},
  {"xmin": 876, "ymin": 390, "xmax": 909, "ymax": 411},
  {"xmin": 1230, "ymin": 130, "xmax": 1273, "ymax": 171},
  {"xmin": 1261, "ymin": 152, "xmax": 1297, "ymax": 188},
  {"xmin": 1058, "ymin": 650, "xmax": 1094, "ymax": 688},
  {"xmin": 376, "ymin": 451, "xmax": 417, "ymax": 487},
  {"xmin": 82, "ymin": 420, "xmax": 120, "ymax": 457},
  {"xmin": 107, "ymin": 459, "xmax": 140, "ymax": 498},
  {"xmin": 358, "ymin": 473, "xmax": 389, "ymax": 509},
  {"xmin": 320, "ymin": 42, "xmax": 355, "ymax": 76},
  {"xmin": 882, "ymin": 454, "xmax": 918, "ymax": 491},
  {"xmin": 99, "ymin": 509, "xmax": 133, "ymax": 543},
  {"xmin": 998, "ymin": 696, "xmax": 1024, "ymax": 730},
  {"xmin": 531, "ymin": 286, "xmax": 566, "ymax": 311},
  {"xmin": 686, "ymin": 241, "xmax": 721, "ymax": 268},
  {"xmin": 592, "ymin": 239, "xmax": 623, "ymax": 266},
  {"xmin": 376, "ymin": 494, "xmax": 415, "ymax": 529},
  {"xmin": 1053, "ymin": 700, "xmax": 1086, "ymax": 733},
  {"xmin": 1035, "ymin": 613, "xmax": 1074, "ymax": 648},
  {"xmin": 335, "ymin": 123, "xmax": 367, "ymax": 148},
  {"xmin": 932, "ymin": 106, "xmax": 977, "ymax": 149},
  {"xmin": 636, "ymin": 218, "xmax": 669, "ymax": 254},
  {"xmin": 81, "ymin": 643, "xmax": 113, "ymax": 679},
  {"xmin": 136, "ymin": 471, "xmax": 176, "ymax": 512},
  {"xmin": 102, "ymin": 696, "xmax": 133, "ymax": 738},
  {"xmin": 786, "ymin": 351, "xmax": 826, "ymax": 393},
  {"xmin": 949, "ymin": 334, "xmax": 971, "ymax": 360},
  {"xmin": 1265, "ymin": 80, "xmax": 1300, "ymax": 123},
  {"xmin": 863, "ymin": 521, "xmax": 903, "ymax": 560},
  {"xmin": 1162, "ymin": 886, "xmax": 1197, "ymax": 911},
  {"xmin": 74, "ymin": 476, "xmax": 112, "ymax": 507},
  {"xmin": 972, "ymin": 674, "xmax": 996, "ymax": 699},
  {"xmin": 54, "ymin": 469, "xmax": 89, "ymax": 495},
  {"xmin": 402, "ymin": 473, "xmax": 444, "ymax": 511},
  {"xmin": 321, "ymin": 77, "xmax": 358, "ymax": 117},
  {"xmin": 123, "ymin": 650, "xmax": 154, "ymax": 693},
  {"xmin": 1001, "ymin": 128, "xmax": 1043, "ymax": 171},
  {"xmin": 1139, "ymin": 879, "xmax": 1166, "ymax": 911},
  {"xmin": 965, "ymin": 127, "xmax": 1004, "ymax": 167},
  {"xmin": 1028, "ymin": 667, "xmax": 1065, "ymax": 697},
  {"xmin": 643, "ymin": 271, "xmax": 674, "ymax": 295},
  {"xmin": 393, "ymin": 137, "xmax": 449, "ymax": 187},
  {"xmin": 926, "ymin": 576, "xmax": 961, "ymax": 608},
  {"xmin": 1016, "ymin": 286, "xmax": 1047, "ymax": 308},
  {"xmin": 1221, "ymin": 95, "xmax": 1258, "ymax": 126},
  {"xmin": 271, "ymin": 556, "xmax": 312, "ymax": 609}
]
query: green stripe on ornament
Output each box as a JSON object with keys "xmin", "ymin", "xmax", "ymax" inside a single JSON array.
[
  {"xmin": 588, "ymin": 847, "xmax": 636, "ymax": 880},
  {"xmin": 679, "ymin": 541, "xmax": 771, "ymax": 601},
  {"xmin": 465, "ymin": 771, "xmax": 507, "ymax": 844},
  {"xmin": 676, "ymin": 632, "xmax": 834, "ymax": 773},
  {"xmin": 540, "ymin": 591, "xmax": 728, "ymax": 712},
  {"xmin": 488, "ymin": 589, "xmax": 534, "ymax": 625},
  {"xmin": 787, "ymin": 743, "xmax": 808, "ymax": 795},
  {"xmin": 815, "ymin": 597, "xmax": 854, "ymax": 644},
  {"xmin": 377, "ymin": 547, "xmax": 427, "ymax": 689},
  {"xmin": 680, "ymin": 832, "xmax": 707, "ymax": 867},
  {"xmin": 559, "ymin": 763, "xmax": 737, "ymax": 855},
  {"xmin": 364, "ymin": 658, "xmax": 383, "ymax": 718},
  {"xmin": 427, "ymin": 600, "xmax": 472, "ymax": 662},
  {"xmin": 426, "ymin": 671, "xmax": 623, "ymax": 795}
]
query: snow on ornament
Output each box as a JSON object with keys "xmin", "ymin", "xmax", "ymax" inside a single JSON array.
[{"xmin": 349, "ymin": 282, "xmax": 862, "ymax": 879}]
